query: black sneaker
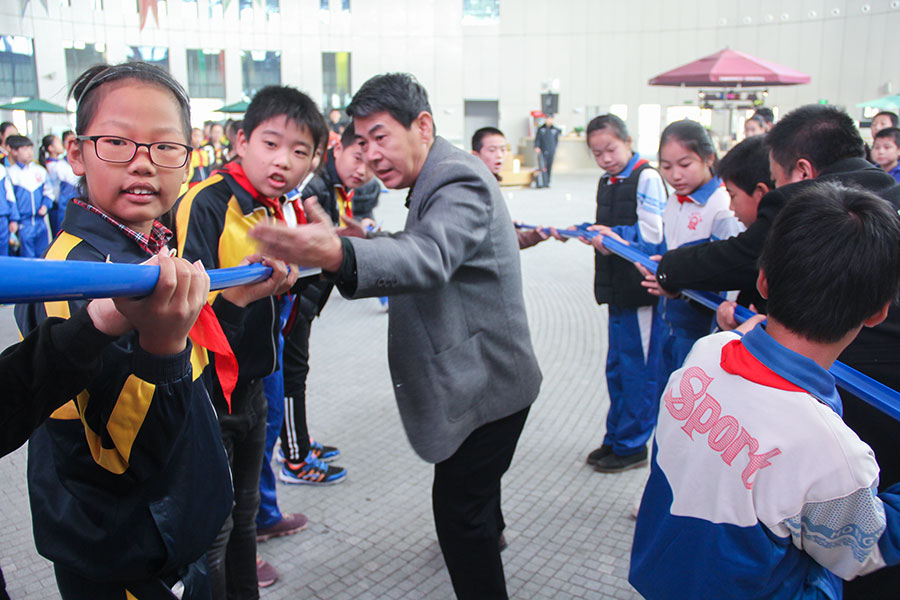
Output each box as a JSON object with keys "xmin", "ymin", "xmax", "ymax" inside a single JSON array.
[
  {"xmin": 593, "ymin": 447, "xmax": 648, "ymax": 473},
  {"xmin": 586, "ymin": 444, "xmax": 614, "ymax": 466}
]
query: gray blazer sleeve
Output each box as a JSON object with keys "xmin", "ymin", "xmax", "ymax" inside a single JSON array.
[{"xmin": 345, "ymin": 162, "xmax": 491, "ymax": 297}]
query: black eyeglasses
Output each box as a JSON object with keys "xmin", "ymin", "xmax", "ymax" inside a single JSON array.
[{"xmin": 76, "ymin": 135, "xmax": 191, "ymax": 169}]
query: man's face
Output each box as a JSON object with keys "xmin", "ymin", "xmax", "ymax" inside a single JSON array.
[
  {"xmin": 768, "ymin": 151, "xmax": 804, "ymax": 188},
  {"xmin": 353, "ymin": 110, "xmax": 432, "ymax": 189},
  {"xmin": 473, "ymin": 133, "xmax": 507, "ymax": 176},
  {"xmin": 872, "ymin": 114, "xmax": 894, "ymax": 137},
  {"xmin": 872, "ymin": 137, "xmax": 900, "ymax": 170},
  {"xmin": 333, "ymin": 140, "xmax": 372, "ymax": 189},
  {"xmin": 235, "ymin": 116, "xmax": 314, "ymax": 198}
]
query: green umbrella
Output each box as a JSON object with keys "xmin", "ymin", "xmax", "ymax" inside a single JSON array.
[
  {"xmin": 215, "ymin": 100, "xmax": 249, "ymax": 113},
  {"xmin": 856, "ymin": 94, "xmax": 900, "ymax": 109},
  {"xmin": 0, "ymin": 98, "xmax": 68, "ymax": 113}
]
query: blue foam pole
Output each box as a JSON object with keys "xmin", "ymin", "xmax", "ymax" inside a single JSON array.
[
  {"xmin": 514, "ymin": 222, "xmax": 900, "ymax": 421},
  {"xmin": 0, "ymin": 256, "xmax": 320, "ymax": 304}
]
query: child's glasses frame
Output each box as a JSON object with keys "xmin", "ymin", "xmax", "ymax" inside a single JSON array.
[{"xmin": 76, "ymin": 135, "xmax": 192, "ymax": 169}]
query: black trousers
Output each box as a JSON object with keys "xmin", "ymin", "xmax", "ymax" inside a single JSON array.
[
  {"xmin": 433, "ymin": 406, "xmax": 530, "ymax": 600},
  {"xmin": 280, "ymin": 316, "xmax": 312, "ymax": 462},
  {"xmin": 541, "ymin": 151, "xmax": 555, "ymax": 184},
  {"xmin": 840, "ymin": 358, "xmax": 900, "ymax": 599},
  {"xmin": 208, "ymin": 380, "xmax": 267, "ymax": 600}
]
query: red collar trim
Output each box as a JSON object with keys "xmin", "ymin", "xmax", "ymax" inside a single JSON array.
[
  {"xmin": 720, "ymin": 339, "xmax": 807, "ymax": 394},
  {"xmin": 217, "ymin": 161, "xmax": 285, "ymax": 222}
]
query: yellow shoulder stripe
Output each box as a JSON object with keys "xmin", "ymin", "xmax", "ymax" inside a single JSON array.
[
  {"xmin": 78, "ymin": 375, "xmax": 156, "ymax": 475},
  {"xmin": 175, "ymin": 173, "xmax": 223, "ymax": 257},
  {"xmin": 43, "ymin": 232, "xmax": 84, "ymax": 320}
]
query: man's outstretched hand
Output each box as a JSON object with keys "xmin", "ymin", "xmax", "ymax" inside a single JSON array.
[{"xmin": 249, "ymin": 196, "xmax": 344, "ymax": 272}]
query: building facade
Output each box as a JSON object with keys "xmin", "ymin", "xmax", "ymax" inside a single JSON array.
[{"xmin": 1, "ymin": 0, "xmax": 897, "ymax": 158}]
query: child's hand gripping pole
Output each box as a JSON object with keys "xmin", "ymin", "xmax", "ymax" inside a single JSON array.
[{"xmin": 0, "ymin": 256, "xmax": 321, "ymax": 304}]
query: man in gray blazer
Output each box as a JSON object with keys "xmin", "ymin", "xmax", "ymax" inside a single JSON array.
[{"xmin": 250, "ymin": 73, "xmax": 542, "ymax": 599}]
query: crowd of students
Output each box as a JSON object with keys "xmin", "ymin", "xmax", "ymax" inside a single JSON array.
[{"xmin": 3, "ymin": 58, "xmax": 900, "ymax": 600}]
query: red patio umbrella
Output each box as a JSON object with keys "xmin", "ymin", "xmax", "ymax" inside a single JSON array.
[{"xmin": 649, "ymin": 48, "xmax": 810, "ymax": 87}]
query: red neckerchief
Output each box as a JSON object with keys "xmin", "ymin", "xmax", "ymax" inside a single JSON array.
[
  {"xmin": 676, "ymin": 194, "xmax": 693, "ymax": 205},
  {"xmin": 608, "ymin": 158, "xmax": 649, "ymax": 184},
  {"xmin": 191, "ymin": 305, "xmax": 238, "ymax": 411},
  {"xmin": 335, "ymin": 185, "xmax": 354, "ymax": 226},
  {"xmin": 720, "ymin": 339, "xmax": 807, "ymax": 394},
  {"xmin": 217, "ymin": 161, "xmax": 286, "ymax": 222}
]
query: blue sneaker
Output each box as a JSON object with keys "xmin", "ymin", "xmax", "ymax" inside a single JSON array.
[
  {"xmin": 279, "ymin": 451, "xmax": 347, "ymax": 486},
  {"xmin": 276, "ymin": 440, "xmax": 340, "ymax": 464},
  {"xmin": 310, "ymin": 439, "xmax": 340, "ymax": 463}
]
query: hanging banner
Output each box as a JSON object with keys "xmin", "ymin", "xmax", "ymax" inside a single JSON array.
[{"xmin": 138, "ymin": 0, "xmax": 159, "ymax": 30}]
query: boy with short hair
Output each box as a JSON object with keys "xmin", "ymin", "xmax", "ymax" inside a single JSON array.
[
  {"xmin": 630, "ymin": 181, "xmax": 900, "ymax": 599},
  {"xmin": 872, "ymin": 127, "xmax": 900, "ymax": 182},
  {"xmin": 714, "ymin": 135, "xmax": 775, "ymax": 329},
  {"xmin": 6, "ymin": 135, "xmax": 52, "ymax": 257},
  {"xmin": 719, "ymin": 135, "xmax": 774, "ymax": 228},
  {"xmin": 471, "ymin": 126, "xmax": 508, "ymax": 180},
  {"xmin": 176, "ymin": 85, "xmax": 325, "ymax": 597},
  {"xmin": 871, "ymin": 111, "xmax": 899, "ymax": 137},
  {"xmin": 269, "ymin": 122, "xmax": 371, "ymax": 488},
  {"xmin": 471, "ymin": 126, "xmax": 547, "ymax": 250}
]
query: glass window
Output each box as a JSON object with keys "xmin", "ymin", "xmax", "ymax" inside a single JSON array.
[
  {"xmin": 63, "ymin": 41, "xmax": 106, "ymax": 89},
  {"xmin": 0, "ymin": 36, "xmax": 38, "ymax": 98},
  {"xmin": 127, "ymin": 46, "xmax": 169, "ymax": 71},
  {"xmin": 240, "ymin": 0, "xmax": 279, "ymax": 14},
  {"xmin": 341, "ymin": 0, "xmax": 349, "ymax": 10},
  {"xmin": 187, "ymin": 49, "xmax": 226, "ymax": 98},
  {"xmin": 321, "ymin": 52, "xmax": 351, "ymax": 110},
  {"xmin": 320, "ymin": 0, "xmax": 328, "ymax": 9},
  {"xmin": 462, "ymin": 0, "xmax": 499, "ymax": 22},
  {"xmin": 207, "ymin": 0, "xmax": 223, "ymax": 18},
  {"xmin": 666, "ymin": 105, "xmax": 701, "ymax": 126},
  {"xmin": 637, "ymin": 104, "xmax": 662, "ymax": 160},
  {"xmin": 608, "ymin": 104, "xmax": 628, "ymax": 121},
  {"xmin": 242, "ymin": 50, "xmax": 281, "ymax": 98}
]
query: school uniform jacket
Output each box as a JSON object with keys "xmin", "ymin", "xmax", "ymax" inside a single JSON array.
[
  {"xmin": 0, "ymin": 308, "xmax": 114, "ymax": 457},
  {"xmin": 650, "ymin": 177, "xmax": 743, "ymax": 335},
  {"xmin": 596, "ymin": 152, "xmax": 666, "ymax": 308},
  {"xmin": 7, "ymin": 161, "xmax": 52, "ymax": 224},
  {"xmin": 46, "ymin": 157, "xmax": 79, "ymax": 210},
  {"xmin": 630, "ymin": 326, "xmax": 900, "ymax": 599},
  {"xmin": 175, "ymin": 171, "xmax": 281, "ymax": 387},
  {"xmin": 0, "ymin": 164, "xmax": 18, "ymax": 221},
  {"xmin": 13, "ymin": 203, "xmax": 232, "ymax": 586}
]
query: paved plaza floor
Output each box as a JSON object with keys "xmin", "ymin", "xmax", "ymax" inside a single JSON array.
[{"xmin": 0, "ymin": 170, "xmax": 650, "ymax": 599}]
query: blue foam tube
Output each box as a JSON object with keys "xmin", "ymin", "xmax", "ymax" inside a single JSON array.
[
  {"xmin": 0, "ymin": 256, "xmax": 321, "ymax": 304},
  {"xmin": 514, "ymin": 222, "xmax": 900, "ymax": 421}
]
